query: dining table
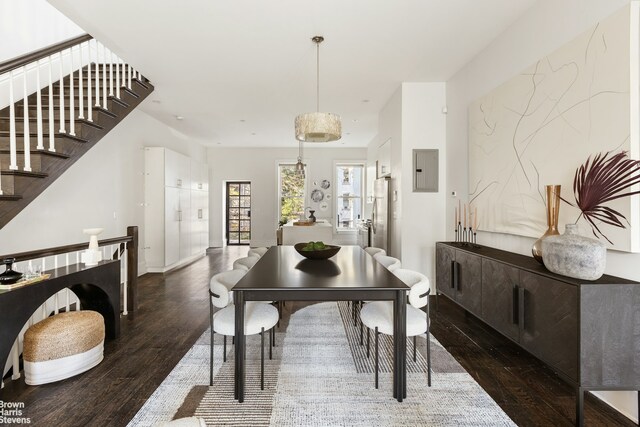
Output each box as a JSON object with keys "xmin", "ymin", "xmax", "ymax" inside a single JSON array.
[{"xmin": 232, "ymin": 245, "xmax": 410, "ymax": 403}]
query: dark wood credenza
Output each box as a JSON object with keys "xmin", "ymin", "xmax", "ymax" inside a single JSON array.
[{"xmin": 435, "ymin": 242, "xmax": 640, "ymax": 426}]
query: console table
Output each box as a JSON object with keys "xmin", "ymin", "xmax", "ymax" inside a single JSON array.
[
  {"xmin": 436, "ymin": 242, "xmax": 640, "ymax": 426},
  {"xmin": 0, "ymin": 260, "xmax": 121, "ymax": 378}
]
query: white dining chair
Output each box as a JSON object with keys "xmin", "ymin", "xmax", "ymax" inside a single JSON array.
[
  {"xmin": 209, "ymin": 270, "xmax": 279, "ymax": 390},
  {"xmin": 359, "ymin": 268, "xmax": 432, "ymax": 388},
  {"xmin": 364, "ymin": 247, "xmax": 386, "ymax": 257},
  {"xmin": 233, "ymin": 256, "xmax": 259, "ymax": 271},
  {"xmin": 373, "ymin": 253, "xmax": 401, "ymax": 272},
  {"xmin": 248, "ymin": 247, "xmax": 268, "ymax": 258}
]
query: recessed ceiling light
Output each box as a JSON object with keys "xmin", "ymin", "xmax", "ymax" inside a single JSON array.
[
  {"xmin": 217, "ymin": 142, "xmax": 221, "ymax": 145},
  {"xmin": 362, "ymin": 99, "xmax": 370, "ymax": 103},
  {"xmin": 175, "ymin": 115, "xmax": 184, "ymax": 121},
  {"xmin": 240, "ymin": 119, "xmax": 246, "ymax": 122},
  {"xmin": 251, "ymin": 132, "xmax": 256, "ymax": 135},
  {"xmin": 346, "ymin": 132, "xmax": 351, "ymax": 135},
  {"xmin": 352, "ymin": 119, "xmax": 358, "ymax": 123},
  {"xmin": 152, "ymin": 100, "xmax": 161, "ymax": 104}
]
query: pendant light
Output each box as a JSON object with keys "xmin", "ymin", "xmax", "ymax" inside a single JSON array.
[
  {"xmin": 295, "ymin": 36, "xmax": 342, "ymax": 142},
  {"xmin": 295, "ymin": 138, "xmax": 305, "ymax": 176}
]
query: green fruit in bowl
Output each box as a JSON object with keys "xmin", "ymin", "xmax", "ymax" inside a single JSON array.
[{"xmin": 313, "ymin": 241, "xmax": 327, "ymax": 250}]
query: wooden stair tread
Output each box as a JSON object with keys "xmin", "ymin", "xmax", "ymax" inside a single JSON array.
[
  {"xmin": 0, "ymin": 195, "xmax": 22, "ymax": 201},
  {"xmin": 0, "ymin": 117, "xmax": 104, "ymax": 130},
  {"xmin": 1, "ymin": 170, "xmax": 47, "ymax": 178},
  {"xmin": 0, "ymin": 149, "xmax": 70, "ymax": 159}
]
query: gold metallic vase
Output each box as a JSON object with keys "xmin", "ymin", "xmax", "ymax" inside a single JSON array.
[{"xmin": 532, "ymin": 185, "xmax": 561, "ymax": 263}]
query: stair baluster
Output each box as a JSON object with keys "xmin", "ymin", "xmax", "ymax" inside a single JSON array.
[
  {"xmin": 58, "ymin": 51, "xmax": 65, "ymax": 133},
  {"xmin": 22, "ymin": 66, "xmax": 32, "ymax": 171},
  {"xmin": 128, "ymin": 63, "xmax": 132, "ymax": 89},
  {"xmin": 94, "ymin": 40, "xmax": 100, "ymax": 108},
  {"xmin": 115, "ymin": 54, "xmax": 121, "ymax": 99},
  {"xmin": 69, "ymin": 46, "xmax": 75, "ymax": 136},
  {"xmin": 36, "ymin": 60, "xmax": 44, "ymax": 150},
  {"xmin": 48, "ymin": 56, "xmax": 55, "ymax": 152},
  {"xmin": 109, "ymin": 49, "xmax": 114, "ymax": 97},
  {"xmin": 8, "ymin": 70, "xmax": 18, "ymax": 171},
  {"xmin": 102, "ymin": 44, "xmax": 107, "ymax": 108},
  {"xmin": 87, "ymin": 43, "xmax": 93, "ymax": 122},
  {"xmin": 78, "ymin": 43, "xmax": 84, "ymax": 120}
]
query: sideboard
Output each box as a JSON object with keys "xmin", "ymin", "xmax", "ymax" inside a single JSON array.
[{"xmin": 435, "ymin": 242, "xmax": 640, "ymax": 426}]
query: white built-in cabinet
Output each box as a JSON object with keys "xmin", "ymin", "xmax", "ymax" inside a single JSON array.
[{"xmin": 145, "ymin": 147, "xmax": 209, "ymax": 272}]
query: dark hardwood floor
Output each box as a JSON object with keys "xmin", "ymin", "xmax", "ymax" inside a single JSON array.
[{"xmin": 1, "ymin": 246, "xmax": 635, "ymax": 426}]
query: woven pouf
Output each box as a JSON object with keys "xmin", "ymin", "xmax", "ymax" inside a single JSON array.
[{"xmin": 23, "ymin": 310, "xmax": 105, "ymax": 385}]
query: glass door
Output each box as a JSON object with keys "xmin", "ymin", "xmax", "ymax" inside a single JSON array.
[{"xmin": 226, "ymin": 182, "xmax": 251, "ymax": 245}]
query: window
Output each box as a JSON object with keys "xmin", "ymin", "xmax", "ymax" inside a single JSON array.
[
  {"xmin": 335, "ymin": 163, "xmax": 364, "ymax": 231},
  {"xmin": 278, "ymin": 164, "xmax": 306, "ymax": 223}
]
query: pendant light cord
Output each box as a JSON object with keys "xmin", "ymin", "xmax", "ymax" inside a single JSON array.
[{"xmin": 316, "ymin": 40, "xmax": 320, "ymax": 112}]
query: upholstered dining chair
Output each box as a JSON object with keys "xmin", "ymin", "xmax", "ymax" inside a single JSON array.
[
  {"xmin": 359, "ymin": 268, "xmax": 432, "ymax": 389},
  {"xmin": 209, "ymin": 270, "xmax": 279, "ymax": 390},
  {"xmin": 373, "ymin": 253, "xmax": 401, "ymax": 272},
  {"xmin": 247, "ymin": 247, "xmax": 269, "ymax": 258},
  {"xmin": 364, "ymin": 247, "xmax": 386, "ymax": 257},
  {"xmin": 233, "ymin": 256, "xmax": 259, "ymax": 271}
]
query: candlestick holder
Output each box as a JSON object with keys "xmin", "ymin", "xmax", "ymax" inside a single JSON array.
[{"xmin": 454, "ymin": 225, "xmax": 479, "ymax": 247}]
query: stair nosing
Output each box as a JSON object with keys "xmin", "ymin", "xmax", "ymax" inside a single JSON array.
[
  {"xmin": 0, "ymin": 149, "xmax": 70, "ymax": 159},
  {"xmin": 1, "ymin": 170, "xmax": 47, "ymax": 178}
]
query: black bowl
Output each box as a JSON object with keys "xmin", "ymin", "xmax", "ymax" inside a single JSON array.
[{"xmin": 294, "ymin": 243, "xmax": 341, "ymax": 260}]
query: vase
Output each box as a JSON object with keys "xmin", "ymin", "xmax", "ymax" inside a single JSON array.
[
  {"xmin": 532, "ymin": 185, "xmax": 561, "ymax": 263},
  {"xmin": 541, "ymin": 224, "xmax": 606, "ymax": 280},
  {"xmin": 0, "ymin": 258, "xmax": 23, "ymax": 284},
  {"xmin": 308, "ymin": 210, "xmax": 316, "ymax": 222}
]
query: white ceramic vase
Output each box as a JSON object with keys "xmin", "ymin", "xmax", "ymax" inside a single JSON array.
[{"xmin": 541, "ymin": 224, "xmax": 606, "ymax": 280}]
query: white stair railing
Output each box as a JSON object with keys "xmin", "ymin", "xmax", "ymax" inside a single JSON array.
[{"xmin": 0, "ymin": 34, "xmax": 148, "ymax": 197}]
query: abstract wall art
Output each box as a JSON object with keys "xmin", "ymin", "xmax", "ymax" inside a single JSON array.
[{"xmin": 468, "ymin": 4, "xmax": 639, "ymax": 251}]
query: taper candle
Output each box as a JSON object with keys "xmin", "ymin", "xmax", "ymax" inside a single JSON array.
[
  {"xmin": 458, "ymin": 200, "xmax": 461, "ymax": 222},
  {"xmin": 463, "ymin": 204, "xmax": 467, "ymax": 228},
  {"xmin": 455, "ymin": 206, "xmax": 458, "ymax": 225}
]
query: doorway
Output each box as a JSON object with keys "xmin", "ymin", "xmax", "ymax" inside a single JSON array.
[{"xmin": 226, "ymin": 182, "xmax": 251, "ymax": 245}]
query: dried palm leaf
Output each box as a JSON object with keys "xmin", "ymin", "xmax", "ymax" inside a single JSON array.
[{"xmin": 564, "ymin": 151, "xmax": 640, "ymax": 244}]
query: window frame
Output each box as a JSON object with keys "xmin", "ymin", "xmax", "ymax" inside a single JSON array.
[{"xmin": 333, "ymin": 161, "xmax": 366, "ymax": 233}]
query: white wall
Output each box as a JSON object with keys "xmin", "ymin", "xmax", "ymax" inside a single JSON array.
[
  {"xmin": 400, "ymin": 83, "xmax": 447, "ymax": 283},
  {"xmin": 207, "ymin": 147, "xmax": 367, "ymax": 248},
  {"xmin": 0, "ymin": 0, "xmax": 84, "ymax": 63},
  {"xmin": 446, "ymin": 0, "xmax": 637, "ymax": 420},
  {"xmin": 0, "ymin": 107, "xmax": 206, "ymax": 274}
]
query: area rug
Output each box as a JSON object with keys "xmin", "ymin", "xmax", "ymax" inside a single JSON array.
[{"xmin": 128, "ymin": 302, "xmax": 515, "ymax": 426}]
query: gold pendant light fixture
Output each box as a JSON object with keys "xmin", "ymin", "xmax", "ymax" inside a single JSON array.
[
  {"xmin": 295, "ymin": 36, "xmax": 342, "ymax": 143},
  {"xmin": 295, "ymin": 138, "xmax": 305, "ymax": 176}
]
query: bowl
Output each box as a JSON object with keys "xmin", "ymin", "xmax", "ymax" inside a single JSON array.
[{"xmin": 294, "ymin": 243, "xmax": 341, "ymax": 260}]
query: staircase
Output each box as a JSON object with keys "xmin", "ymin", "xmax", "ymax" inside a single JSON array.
[{"xmin": 0, "ymin": 35, "xmax": 153, "ymax": 229}]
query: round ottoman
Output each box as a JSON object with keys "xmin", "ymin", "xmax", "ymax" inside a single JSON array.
[{"xmin": 23, "ymin": 310, "xmax": 105, "ymax": 385}]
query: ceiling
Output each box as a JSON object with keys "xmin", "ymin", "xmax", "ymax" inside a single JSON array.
[{"xmin": 49, "ymin": 0, "xmax": 537, "ymax": 148}]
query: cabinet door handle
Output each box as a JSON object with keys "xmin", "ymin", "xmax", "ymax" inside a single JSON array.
[
  {"xmin": 518, "ymin": 287, "xmax": 526, "ymax": 331},
  {"xmin": 177, "ymin": 178, "xmax": 182, "ymax": 187},
  {"xmin": 512, "ymin": 285, "xmax": 519, "ymax": 324},
  {"xmin": 451, "ymin": 261, "xmax": 460, "ymax": 290},
  {"xmin": 178, "ymin": 210, "xmax": 182, "ymax": 222},
  {"xmin": 198, "ymin": 209, "xmax": 203, "ymax": 219}
]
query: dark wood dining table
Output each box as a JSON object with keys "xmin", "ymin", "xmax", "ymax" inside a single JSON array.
[{"xmin": 232, "ymin": 245, "xmax": 410, "ymax": 402}]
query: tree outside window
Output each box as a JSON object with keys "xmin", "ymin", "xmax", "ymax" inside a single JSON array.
[{"xmin": 279, "ymin": 164, "xmax": 306, "ymax": 223}]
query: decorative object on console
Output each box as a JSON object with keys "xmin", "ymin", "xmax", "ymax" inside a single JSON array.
[
  {"xmin": 320, "ymin": 179, "xmax": 331, "ymax": 189},
  {"xmin": 308, "ymin": 210, "xmax": 316, "ymax": 222},
  {"xmin": 0, "ymin": 258, "xmax": 23, "ymax": 284},
  {"xmin": 81, "ymin": 228, "xmax": 104, "ymax": 266},
  {"xmin": 542, "ymin": 224, "xmax": 606, "ymax": 280},
  {"xmin": 454, "ymin": 201, "xmax": 478, "ymax": 245},
  {"xmin": 540, "ymin": 151, "xmax": 640, "ymax": 280},
  {"xmin": 531, "ymin": 185, "xmax": 560, "ymax": 263},
  {"xmin": 294, "ymin": 36, "xmax": 341, "ymax": 142},
  {"xmin": 310, "ymin": 189, "xmax": 324, "ymax": 202}
]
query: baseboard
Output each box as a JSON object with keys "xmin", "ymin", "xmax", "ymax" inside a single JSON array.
[
  {"xmin": 210, "ymin": 239, "xmax": 223, "ymax": 248},
  {"xmin": 146, "ymin": 252, "xmax": 205, "ymax": 273}
]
